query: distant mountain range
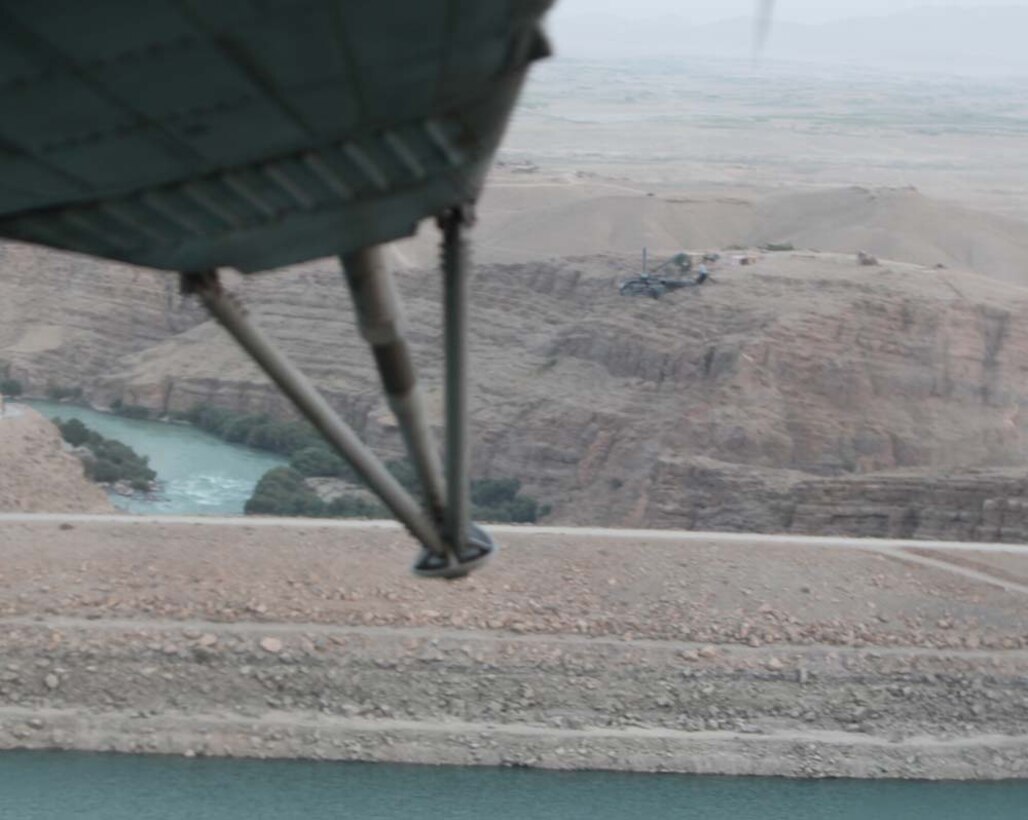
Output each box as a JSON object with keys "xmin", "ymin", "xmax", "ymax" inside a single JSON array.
[{"xmin": 550, "ymin": 6, "xmax": 1028, "ymax": 74}]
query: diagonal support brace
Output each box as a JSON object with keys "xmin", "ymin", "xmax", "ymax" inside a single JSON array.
[
  {"xmin": 440, "ymin": 207, "xmax": 472, "ymax": 554},
  {"xmin": 340, "ymin": 227, "xmax": 496, "ymax": 579},
  {"xmin": 181, "ymin": 269, "xmax": 447, "ymax": 559},
  {"xmin": 340, "ymin": 247, "xmax": 447, "ymax": 521}
]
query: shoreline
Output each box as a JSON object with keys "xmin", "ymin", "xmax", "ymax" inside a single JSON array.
[{"xmin": 4, "ymin": 706, "xmax": 1027, "ymax": 781}]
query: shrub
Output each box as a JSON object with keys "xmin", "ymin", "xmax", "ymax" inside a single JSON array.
[
  {"xmin": 111, "ymin": 399, "xmax": 151, "ymax": 419},
  {"xmin": 47, "ymin": 385, "xmax": 83, "ymax": 401},
  {"xmin": 290, "ymin": 446, "xmax": 356, "ymax": 480},
  {"xmin": 185, "ymin": 404, "xmax": 322, "ymax": 457},
  {"xmin": 113, "ymin": 402, "xmax": 152, "ymax": 420},
  {"xmin": 386, "ymin": 459, "xmax": 420, "ymax": 493},
  {"xmin": 472, "ymin": 494, "xmax": 540, "ymax": 524},
  {"xmin": 55, "ymin": 417, "xmax": 91, "ymax": 447},
  {"xmin": 251, "ymin": 420, "xmax": 321, "ymax": 455},
  {"xmin": 221, "ymin": 414, "xmax": 264, "ymax": 444},
  {"xmin": 245, "ymin": 467, "xmax": 383, "ymax": 519},
  {"xmin": 55, "ymin": 417, "xmax": 156, "ymax": 490},
  {"xmin": 0, "ymin": 378, "xmax": 22, "ymax": 397},
  {"xmin": 324, "ymin": 495, "xmax": 382, "ymax": 519},
  {"xmin": 245, "ymin": 462, "xmax": 551, "ymax": 523},
  {"xmin": 471, "ymin": 478, "xmax": 521, "ymax": 508},
  {"xmin": 245, "ymin": 467, "xmax": 331, "ymax": 517},
  {"xmin": 211, "ymin": 399, "xmax": 556, "ymax": 522},
  {"xmin": 761, "ymin": 242, "xmax": 795, "ymax": 252}
]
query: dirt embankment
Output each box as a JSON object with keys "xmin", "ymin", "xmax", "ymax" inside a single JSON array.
[
  {"xmin": 0, "ymin": 406, "xmax": 112, "ymax": 514},
  {"xmin": 1, "ymin": 518, "xmax": 1026, "ymax": 779}
]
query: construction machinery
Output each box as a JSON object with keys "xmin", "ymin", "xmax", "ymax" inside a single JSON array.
[{"xmin": 618, "ymin": 249, "xmax": 713, "ymax": 299}]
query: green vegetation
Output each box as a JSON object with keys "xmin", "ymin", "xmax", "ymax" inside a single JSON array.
[
  {"xmin": 471, "ymin": 477, "xmax": 549, "ymax": 524},
  {"xmin": 289, "ymin": 446, "xmax": 356, "ymax": 481},
  {"xmin": 54, "ymin": 417, "xmax": 157, "ymax": 492},
  {"xmin": 0, "ymin": 378, "xmax": 23, "ymax": 397},
  {"xmin": 47, "ymin": 385, "xmax": 83, "ymax": 401},
  {"xmin": 245, "ymin": 462, "xmax": 548, "ymax": 523},
  {"xmin": 183, "ymin": 404, "xmax": 322, "ymax": 457},
  {"xmin": 184, "ymin": 402, "xmax": 551, "ymax": 523},
  {"xmin": 245, "ymin": 467, "xmax": 380, "ymax": 518},
  {"xmin": 110, "ymin": 399, "xmax": 152, "ymax": 420},
  {"xmin": 0, "ymin": 361, "xmax": 21, "ymax": 397}
]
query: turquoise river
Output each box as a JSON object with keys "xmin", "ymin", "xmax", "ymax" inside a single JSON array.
[
  {"xmin": 27, "ymin": 400, "xmax": 285, "ymax": 515},
  {"xmin": 2, "ymin": 752, "xmax": 1026, "ymax": 819}
]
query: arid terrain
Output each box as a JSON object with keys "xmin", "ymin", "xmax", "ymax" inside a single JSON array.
[
  {"xmin": 0, "ymin": 406, "xmax": 112, "ymax": 515},
  {"xmin": 0, "ymin": 517, "xmax": 1026, "ymax": 779},
  {"xmin": 7, "ymin": 217, "xmax": 1028, "ymax": 535},
  {"xmin": 5, "ymin": 56, "xmax": 1028, "ymax": 537},
  {"xmin": 2, "ymin": 53, "xmax": 1028, "ymax": 781},
  {"xmin": 504, "ymin": 58, "xmax": 1028, "ymax": 220}
]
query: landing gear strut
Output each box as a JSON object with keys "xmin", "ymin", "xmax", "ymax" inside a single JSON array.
[{"xmin": 181, "ymin": 207, "xmax": 496, "ymax": 579}]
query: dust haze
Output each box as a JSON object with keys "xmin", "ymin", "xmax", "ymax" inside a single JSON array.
[{"xmin": 552, "ymin": 1, "xmax": 1028, "ymax": 74}]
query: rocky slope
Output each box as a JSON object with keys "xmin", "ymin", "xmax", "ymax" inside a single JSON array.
[
  {"xmin": 79, "ymin": 251, "xmax": 1028, "ymax": 524},
  {"xmin": 7, "ymin": 201, "xmax": 1028, "ymax": 533},
  {"xmin": 0, "ymin": 405, "xmax": 113, "ymax": 514},
  {"xmin": 0, "ymin": 241, "xmax": 206, "ymax": 397}
]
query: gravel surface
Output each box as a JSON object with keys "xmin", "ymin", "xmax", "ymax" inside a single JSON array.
[{"xmin": 1, "ymin": 518, "xmax": 1026, "ymax": 779}]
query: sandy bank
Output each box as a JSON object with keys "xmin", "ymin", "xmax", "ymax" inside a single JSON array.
[{"xmin": 0, "ymin": 405, "xmax": 113, "ymax": 514}]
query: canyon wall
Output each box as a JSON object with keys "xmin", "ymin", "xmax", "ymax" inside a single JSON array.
[{"xmin": 7, "ymin": 237, "xmax": 1028, "ymax": 535}]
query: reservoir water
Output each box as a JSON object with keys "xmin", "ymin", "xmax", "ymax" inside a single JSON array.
[
  {"xmin": 1, "ymin": 751, "xmax": 1026, "ymax": 820},
  {"xmin": 27, "ymin": 400, "xmax": 285, "ymax": 516}
]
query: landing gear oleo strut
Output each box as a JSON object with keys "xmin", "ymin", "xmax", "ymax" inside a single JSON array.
[{"xmin": 181, "ymin": 208, "xmax": 496, "ymax": 579}]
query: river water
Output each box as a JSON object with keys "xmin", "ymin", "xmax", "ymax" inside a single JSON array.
[
  {"xmin": 27, "ymin": 400, "xmax": 285, "ymax": 515},
  {"xmin": 1, "ymin": 751, "xmax": 1025, "ymax": 819}
]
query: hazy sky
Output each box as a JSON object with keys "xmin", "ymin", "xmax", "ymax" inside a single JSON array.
[
  {"xmin": 549, "ymin": 1, "xmax": 1028, "ymax": 71},
  {"xmin": 554, "ymin": 0, "xmax": 1028, "ymax": 24}
]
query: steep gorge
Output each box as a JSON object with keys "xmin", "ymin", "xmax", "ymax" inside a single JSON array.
[{"xmin": 5, "ymin": 235, "xmax": 1028, "ymax": 535}]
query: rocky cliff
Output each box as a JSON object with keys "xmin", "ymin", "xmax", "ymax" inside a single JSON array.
[
  {"xmin": 790, "ymin": 468, "xmax": 1028, "ymax": 543},
  {"xmin": 0, "ymin": 242, "xmax": 206, "ymax": 398},
  {"xmin": 6, "ymin": 236, "xmax": 1028, "ymax": 535}
]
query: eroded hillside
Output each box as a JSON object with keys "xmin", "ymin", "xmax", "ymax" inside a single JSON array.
[{"xmin": 5, "ymin": 233, "xmax": 1028, "ymax": 530}]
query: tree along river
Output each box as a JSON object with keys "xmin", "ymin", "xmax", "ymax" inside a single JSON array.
[
  {"xmin": 27, "ymin": 400, "xmax": 284, "ymax": 515},
  {"xmin": 1, "ymin": 751, "xmax": 1025, "ymax": 819}
]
